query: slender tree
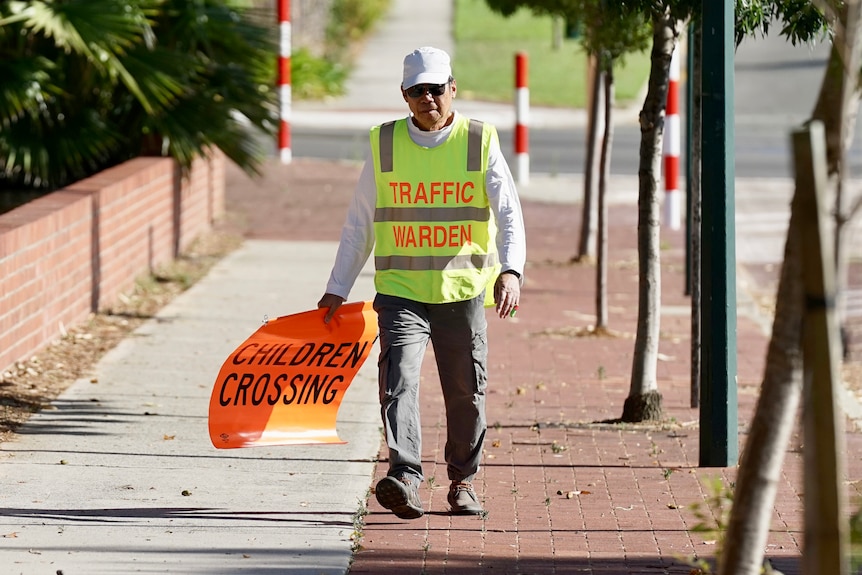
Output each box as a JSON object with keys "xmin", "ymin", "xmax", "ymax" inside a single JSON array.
[
  {"xmin": 621, "ymin": 10, "xmax": 681, "ymax": 421},
  {"xmin": 548, "ymin": 0, "xmax": 697, "ymax": 422},
  {"xmin": 579, "ymin": 53, "xmax": 603, "ymax": 263},
  {"xmin": 595, "ymin": 52, "xmax": 612, "ymax": 329},
  {"xmin": 484, "ymin": 0, "xmax": 649, "ymax": 265},
  {"xmin": 614, "ymin": 0, "xmax": 699, "ymax": 422},
  {"xmin": 808, "ymin": 0, "xmax": 862, "ymax": 355},
  {"xmin": 579, "ymin": 2, "xmax": 650, "ymax": 331},
  {"xmin": 484, "ymin": 0, "xmax": 696, "ymax": 421},
  {"xmin": 484, "ymin": 0, "xmax": 649, "ymax": 332}
]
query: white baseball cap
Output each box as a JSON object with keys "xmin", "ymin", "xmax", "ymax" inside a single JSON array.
[{"xmin": 402, "ymin": 46, "xmax": 452, "ymax": 89}]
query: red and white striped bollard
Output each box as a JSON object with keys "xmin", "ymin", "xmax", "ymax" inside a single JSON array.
[
  {"xmin": 277, "ymin": 0, "xmax": 292, "ymax": 164},
  {"xmin": 515, "ymin": 52, "xmax": 529, "ymax": 186},
  {"xmin": 663, "ymin": 48, "xmax": 681, "ymax": 230}
]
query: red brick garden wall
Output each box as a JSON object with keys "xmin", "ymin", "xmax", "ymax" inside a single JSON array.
[{"xmin": 0, "ymin": 153, "xmax": 226, "ymax": 374}]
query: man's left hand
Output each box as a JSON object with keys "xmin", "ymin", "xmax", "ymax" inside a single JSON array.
[{"xmin": 494, "ymin": 272, "xmax": 521, "ymax": 320}]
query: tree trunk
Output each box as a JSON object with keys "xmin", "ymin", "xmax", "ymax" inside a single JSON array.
[
  {"xmin": 810, "ymin": 26, "xmax": 861, "ymax": 178},
  {"xmin": 578, "ymin": 53, "xmax": 603, "ymax": 262},
  {"xmin": 552, "ymin": 16, "xmax": 564, "ymax": 51},
  {"xmin": 596, "ymin": 57, "xmax": 614, "ymax": 330},
  {"xmin": 718, "ymin": 142, "xmax": 808, "ymax": 575},
  {"xmin": 810, "ymin": 1, "xmax": 862, "ymax": 359},
  {"xmin": 622, "ymin": 14, "xmax": 677, "ymax": 422}
]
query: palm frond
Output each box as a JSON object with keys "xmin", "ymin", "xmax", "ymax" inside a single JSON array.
[
  {"xmin": 0, "ymin": 106, "xmax": 127, "ymax": 188},
  {"xmin": 0, "ymin": 0, "xmax": 277, "ymax": 189},
  {"xmin": 0, "ymin": 56, "xmax": 59, "ymax": 127}
]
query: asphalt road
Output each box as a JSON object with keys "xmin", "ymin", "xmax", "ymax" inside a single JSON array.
[{"xmin": 292, "ymin": 29, "xmax": 862, "ymax": 180}]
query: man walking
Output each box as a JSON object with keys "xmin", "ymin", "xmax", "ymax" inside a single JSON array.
[{"xmin": 318, "ymin": 46, "xmax": 526, "ymax": 519}]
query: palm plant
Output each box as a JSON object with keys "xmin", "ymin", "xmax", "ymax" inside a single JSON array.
[{"xmin": 0, "ymin": 0, "xmax": 277, "ymax": 191}]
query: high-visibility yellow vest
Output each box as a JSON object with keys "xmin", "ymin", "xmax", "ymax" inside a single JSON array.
[{"xmin": 370, "ymin": 116, "xmax": 500, "ymax": 304}]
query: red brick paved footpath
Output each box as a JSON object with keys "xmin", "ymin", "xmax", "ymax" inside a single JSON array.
[{"xmin": 227, "ymin": 159, "xmax": 862, "ymax": 575}]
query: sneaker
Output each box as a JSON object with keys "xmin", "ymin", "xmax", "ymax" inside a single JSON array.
[
  {"xmin": 448, "ymin": 481, "xmax": 484, "ymax": 515},
  {"xmin": 375, "ymin": 476, "xmax": 424, "ymax": 520}
]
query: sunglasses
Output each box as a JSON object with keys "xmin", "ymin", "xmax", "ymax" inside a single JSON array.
[{"xmin": 405, "ymin": 83, "xmax": 449, "ymax": 98}]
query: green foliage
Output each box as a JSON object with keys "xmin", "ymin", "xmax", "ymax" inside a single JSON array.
[
  {"xmin": 689, "ymin": 476, "xmax": 733, "ymax": 549},
  {"xmin": 288, "ymin": 0, "xmax": 389, "ymax": 101},
  {"xmin": 686, "ymin": 477, "xmax": 862, "ymax": 574},
  {"xmin": 0, "ymin": 0, "xmax": 277, "ymax": 191},
  {"xmin": 485, "ymin": 0, "xmax": 651, "ymax": 62},
  {"xmin": 491, "ymin": 0, "xmax": 829, "ymax": 49},
  {"xmin": 349, "ymin": 492, "xmax": 369, "ymax": 554},
  {"xmin": 683, "ymin": 476, "xmax": 734, "ymax": 574},
  {"xmin": 734, "ymin": 0, "xmax": 829, "ymax": 46},
  {"xmin": 483, "ymin": 0, "xmax": 535, "ymax": 17},
  {"xmin": 456, "ymin": 0, "xmax": 650, "ymax": 107},
  {"xmin": 291, "ymin": 47, "xmax": 348, "ymax": 100},
  {"xmin": 578, "ymin": 1, "xmax": 651, "ymax": 64},
  {"xmin": 326, "ymin": 0, "xmax": 390, "ymax": 59}
]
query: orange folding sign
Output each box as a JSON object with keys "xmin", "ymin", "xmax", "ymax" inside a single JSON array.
[{"xmin": 208, "ymin": 301, "xmax": 377, "ymax": 448}]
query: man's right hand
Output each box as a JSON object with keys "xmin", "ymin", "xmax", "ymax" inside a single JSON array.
[{"xmin": 317, "ymin": 293, "xmax": 346, "ymax": 324}]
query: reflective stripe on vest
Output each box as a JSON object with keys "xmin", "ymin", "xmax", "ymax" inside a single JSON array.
[
  {"xmin": 379, "ymin": 118, "xmax": 485, "ymax": 173},
  {"xmin": 374, "ymin": 205, "xmax": 490, "ymax": 223},
  {"xmin": 376, "ymin": 252, "xmax": 498, "ymax": 272}
]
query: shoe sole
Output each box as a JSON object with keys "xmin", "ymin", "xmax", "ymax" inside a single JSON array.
[
  {"xmin": 375, "ymin": 477, "xmax": 424, "ymax": 520},
  {"xmin": 450, "ymin": 506, "xmax": 484, "ymax": 516}
]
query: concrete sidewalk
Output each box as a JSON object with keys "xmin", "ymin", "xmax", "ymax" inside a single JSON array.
[{"xmin": 0, "ymin": 241, "xmax": 381, "ymax": 574}]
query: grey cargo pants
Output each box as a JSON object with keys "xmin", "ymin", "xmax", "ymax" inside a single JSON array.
[{"xmin": 373, "ymin": 292, "xmax": 488, "ymax": 487}]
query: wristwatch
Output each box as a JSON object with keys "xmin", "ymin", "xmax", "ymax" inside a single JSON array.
[{"xmin": 502, "ymin": 269, "xmax": 521, "ymax": 279}]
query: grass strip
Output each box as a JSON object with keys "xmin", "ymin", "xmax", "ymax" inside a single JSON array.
[{"xmin": 452, "ymin": 0, "xmax": 649, "ymax": 108}]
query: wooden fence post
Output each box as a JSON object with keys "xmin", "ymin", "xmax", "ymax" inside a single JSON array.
[{"xmin": 793, "ymin": 121, "xmax": 849, "ymax": 575}]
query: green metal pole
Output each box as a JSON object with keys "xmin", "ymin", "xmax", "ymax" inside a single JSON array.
[
  {"xmin": 699, "ymin": 0, "xmax": 738, "ymax": 467},
  {"xmin": 685, "ymin": 23, "xmax": 693, "ymax": 296}
]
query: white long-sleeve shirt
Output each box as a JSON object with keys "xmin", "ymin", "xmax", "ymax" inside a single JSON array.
[{"xmin": 325, "ymin": 111, "xmax": 527, "ymax": 300}]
